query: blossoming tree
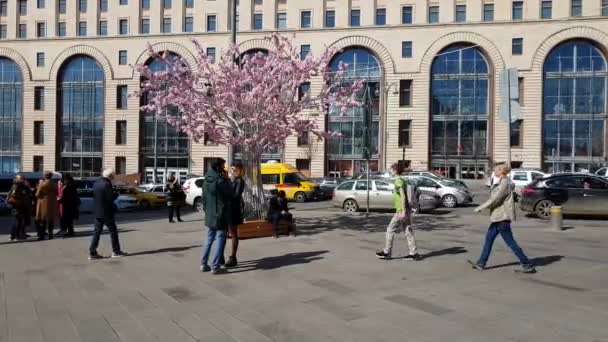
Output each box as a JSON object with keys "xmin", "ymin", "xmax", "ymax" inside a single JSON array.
[{"xmin": 137, "ymin": 34, "xmax": 361, "ymax": 220}]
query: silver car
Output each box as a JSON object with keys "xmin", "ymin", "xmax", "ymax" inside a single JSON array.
[
  {"xmin": 403, "ymin": 176, "xmax": 473, "ymax": 208},
  {"xmin": 332, "ymin": 179, "xmax": 440, "ymax": 213}
]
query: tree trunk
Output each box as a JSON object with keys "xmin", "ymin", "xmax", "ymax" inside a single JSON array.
[{"xmin": 241, "ymin": 152, "xmax": 267, "ymax": 220}]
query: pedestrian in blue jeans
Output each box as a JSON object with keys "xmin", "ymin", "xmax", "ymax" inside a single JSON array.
[
  {"xmin": 469, "ymin": 163, "xmax": 536, "ymax": 274},
  {"xmin": 200, "ymin": 158, "xmax": 233, "ymax": 275}
]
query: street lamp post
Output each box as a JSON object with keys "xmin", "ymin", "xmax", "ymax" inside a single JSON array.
[{"xmin": 226, "ymin": 0, "xmax": 238, "ymax": 167}]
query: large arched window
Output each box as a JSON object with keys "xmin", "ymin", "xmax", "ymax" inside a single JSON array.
[
  {"xmin": 430, "ymin": 44, "xmax": 490, "ymax": 179},
  {"xmin": 0, "ymin": 57, "xmax": 22, "ymax": 173},
  {"xmin": 141, "ymin": 53, "xmax": 190, "ymax": 183},
  {"xmin": 543, "ymin": 40, "xmax": 607, "ymax": 173},
  {"xmin": 328, "ymin": 48, "xmax": 381, "ymax": 177},
  {"xmin": 58, "ymin": 55, "xmax": 104, "ymax": 177}
]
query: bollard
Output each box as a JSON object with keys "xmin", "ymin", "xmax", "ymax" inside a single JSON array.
[{"xmin": 550, "ymin": 206, "xmax": 563, "ymax": 231}]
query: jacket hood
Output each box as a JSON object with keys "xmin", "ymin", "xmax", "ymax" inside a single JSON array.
[{"xmin": 206, "ymin": 168, "xmax": 220, "ymax": 183}]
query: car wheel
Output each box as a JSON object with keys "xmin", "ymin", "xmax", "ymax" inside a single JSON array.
[
  {"xmin": 139, "ymin": 200, "xmax": 150, "ymax": 209},
  {"xmin": 295, "ymin": 192, "xmax": 307, "ymax": 203},
  {"xmin": 343, "ymin": 199, "xmax": 359, "ymax": 213},
  {"xmin": 441, "ymin": 194, "xmax": 457, "ymax": 208},
  {"xmin": 535, "ymin": 200, "xmax": 553, "ymax": 220},
  {"xmin": 194, "ymin": 197, "xmax": 204, "ymax": 212}
]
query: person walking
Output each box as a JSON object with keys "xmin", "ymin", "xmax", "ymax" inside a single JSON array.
[
  {"xmin": 200, "ymin": 158, "xmax": 233, "ymax": 274},
  {"xmin": 89, "ymin": 169, "xmax": 126, "ymax": 259},
  {"xmin": 267, "ymin": 190, "xmax": 296, "ymax": 238},
  {"xmin": 8, "ymin": 175, "xmax": 32, "ymax": 241},
  {"xmin": 35, "ymin": 172, "xmax": 59, "ymax": 240},
  {"xmin": 224, "ymin": 162, "xmax": 246, "ymax": 267},
  {"xmin": 57, "ymin": 174, "xmax": 80, "ymax": 237},
  {"xmin": 166, "ymin": 174, "xmax": 184, "ymax": 223},
  {"xmin": 468, "ymin": 163, "xmax": 536, "ymax": 274},
  {"xmin": 376, "ymin": 163, "xmax": 421, "ymax": 260}
]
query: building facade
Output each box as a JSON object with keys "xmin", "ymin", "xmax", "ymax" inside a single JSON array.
[{"xmin": 0, "ymin": 0, "xmax": 607, "ymax": 181}]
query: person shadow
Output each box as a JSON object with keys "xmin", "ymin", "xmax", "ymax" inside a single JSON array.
[
  {"xmin": 127, "ymin": 244, "xmax": 201, "ymax": 256},
  {"xmin": 421, "ymin": 246, "xmax": 467, "ymax": 260},
  {"xmin": 484, "ymin": 255, "xmax": 564, "ymax": 270},
  {"xmin": 227, "ymin": 250, "xmax": 329, "ymax": 273}
]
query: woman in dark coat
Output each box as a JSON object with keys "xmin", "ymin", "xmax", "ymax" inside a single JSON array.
[
  {"xmin": 58, "ymin": 174, "xmax": 79, "ymax": 237},
  {"xmin": 225, "ymin": 163, "xmax": 245, "ymax": 267},
  {"xmin": 166, "ymin": 175, "xmax": 184, "ymax": 223},
  {"xmin": 8, "ymin": 174, "xmax": 32, "ymax": 241}
]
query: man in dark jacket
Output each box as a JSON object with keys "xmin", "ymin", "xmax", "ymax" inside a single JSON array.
[
  {"xmin": 8, "ymin": 174, "xmax": 32, "ymax": 241},
  {"xmin": 200, "ymin": 159, "xmax": 233, "ymax": 274},
  {"xmin": 267, "ymin": 190, "xmax": 295, "ymax": 238},
  {"xmin": 89, "ymin": 169, "xmax": 126, "ymax": 259}
]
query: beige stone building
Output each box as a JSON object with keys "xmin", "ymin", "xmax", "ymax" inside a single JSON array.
[{"xmin": 0, "ymin": 0, "xmax": 607, "ymax": 181}]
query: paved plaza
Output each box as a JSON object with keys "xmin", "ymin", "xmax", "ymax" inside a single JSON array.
[{"xmin": 0, "ymin": 199, "xmax": 607, "ymax": 342}]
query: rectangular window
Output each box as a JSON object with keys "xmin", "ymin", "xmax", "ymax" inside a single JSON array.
[
  {"xmin": 18, "ymin": 24, "xmax": 27, "ymax": 38},
  {"xmin": 57, "ymin": 22, "xmax": 66, "ymax": 36},
  {"xmin": 398, "ymin": 120, "xmax": 412, "ymax": 147},
  {"xmin": 253, "ymin": 13, "xmax": 263, "ymax": 30},
  {"xmin": 185, "ymin": 0, "xmax": 193, "ymax": 8},
  {"xmin": 33, "ymin": 156, "xmax": 43, "ymax": 172},
  {"xmin": 206, "ymin": 47, "xmax": 216, "ymax": 63},
  {"xmin": 298, "ymin": 82, "xmax": 310, "ymax": 100},
  {"xmin": 207, "ymin": 15, "xmax": 217, "ymax": 32},
  {"xmin": 297, "ymin": 131, "xmax": 309, "ymax": 146},
  {"xmin": 428, "ymin": 6, "xmax": 439, "ymax": 23},
  {"xmin": 511, "ymin": 120, "xmax": 523, "ymax": 147},
  {"xmin": 0, "ymin": 25, "xmax": 6, "ymax": 39},
  {"xmin": 19, "ymin": 0, "xmax": 27, "ymax": 15},
  {"xmin": 142, "ymin": 0, "xmax": 150, "ymax": 9},
  {"xmin": 483, "ymin": 3, "xmax": 494, "ymax": 21},
  {"xmin": 570, "ymin": 0, "xmax": 582, "ymax": 16},
  {"xmin": 518, "ymin": 77, "xmax": 524, "ymax": 105},
  {"xmin": 512, "ymin": 1, "xmax": 523, "ymax": 20},
  {"xmin": 301, "ymin": 10, "xmax": 311, "ymax": 28},
  {"xmin": 455, "ymin": 5, "xmax": 466, "ymax": 22},
  {"xmin": 78, "ymin": 21, "xmax": 87, "ymax": 36},
  {"xmin": 36, "ymin": 52, "xmax": 44, "ymax": 67},
  {"xmin": 163, "ymin": 0, "xmax": 171, "ymax": 9},
  {"xmin": 115, "ymin": 157, "xmax": 126, "ymax": 175},
  {"xmin": 118, "ymin": 50, "xmax": 127, "ymax": 65},
  {"xmin": 184, "ymin": 16, "xmax": 193, "ymax": 32},
  {"xmin": 163, "ymin": 17, "xmax": 171, "ymax": 33},
  {"xmin": 58, "ymin": 0, "xmax": 66, "ymax": 13},
  {"xmin": 37, "ymin": 22, "xmax": 46, "ymax": 38},
  {"xmin": 603, "ymin": 0, "xmax": 608, "ymax": 16},
  {"xmin": 98, "ymin": 20, "xmax": 107, "ymax": 35},
  {"xmin": 79, "ymin": 0, "xmax": 87, "ymax": 12},
  {"xmin": 0, "ymin": 0, "xmax": 7, "ymax": 16},
  {"xmin": 401, "ymin": 41, "xmax": 412, "ymax": 58},
  {"xmin": 120, "ymin": 0, "xmax": 128, "ymax": 5},
  {"xmin": 300, "ymin": 44, "xmax": 310, "ymax": 60},
  {"xmin": 541, "ymin": 1, "xmax": 552, "ymax": 19},
  {"xmin": 402, "ymin": 6, "xmax": 413, "ymax": 24},
  {"xmin": 350, "ymin": 9, "xmax": 360, "ymax": 26},
  {"xmin": 116, "ymin": 121, "xmax": 127, "ymax": 145},
  {"xmin": 512, "ymin": 38, "xmax": 523, "ymax": 55},
  {"xmin": 141, "ymin": 18, "xmax": 150, "ymax": 34},
  {"xmin": 325, "ymin": 10, "xmax": 335, "ymax": 27},
  {"xmin": 399, "ymin": 80, "xmax": 412, "ymax": 107},
  {"xmin": 117, "ymin": 85, "xmax": 128, "ymax": 109},
  {"xmin": 276, "ymin": 12, "xmax": 286, "ymax": 29},
  {"xmin": 295, "ymin": 159, "xmax": 310, "ymax": 171},
  {"xmin": 37, "ymin": 0, "xmax": 45, "ymax": 9},
  {"xmin": 34, "ymin": 121, "xmax": 44, "ymax": 144},
  {"xmin": 34, "ymin": 88, "xmax": 45, "ymax": 111},
  {"xmin": 375, "ymin": 8, "xmax": 386, "ymax": 25},
  {"xmin": 119, "ymin": 19, "xmax": 129, "ymax": 35},
  {"xmin": 99, "ymin": 0, "xmax": 108, "ymax": 12}
]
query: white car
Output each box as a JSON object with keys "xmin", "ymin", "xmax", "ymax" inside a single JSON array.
[
  {"xmin": 595, "ymin": 167, "xmax": 608, "ymax": 178},
  {"xmin": 403, "ymin": 176, "xmax": 473, "ymax": 208},
  {"xmin": 78, "ymin": 191, "xmax": 139, "ymax": 213},
  {"xmin": 487, "ymin": 169, "xmax": 548, "ymax": 192},
  {"xmin": 183, "ymin": 177, "xmax": 205, "ymax": 212}
]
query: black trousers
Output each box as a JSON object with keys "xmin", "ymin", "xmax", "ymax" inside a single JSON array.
[
  {"xmin": 10, "ymin": 213, "xmax": 26, "ymax": 239},
  {"xmin": 36, "ymin": 220, "xmax": 54, "ymax": 239},
  {"xmin": 59, "ymin": 216, "xmax": 75, "ymax": 235},
  {"xmin": 168, "ymin": 205, "xmax": 181, "ymax": 222},
  {"xmin": 89, "ymin": 218, "xmax": 121, "ymax": 255}
]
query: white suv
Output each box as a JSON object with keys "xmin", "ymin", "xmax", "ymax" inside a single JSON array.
[{"xmin": 183, "ymin": 177, "xmax": 205, "ymax": 212}]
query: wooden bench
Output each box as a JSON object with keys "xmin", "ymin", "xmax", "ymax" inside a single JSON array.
[{"xmin": 229, "ymin": 219, "xmax": 295, "ymax": 239}]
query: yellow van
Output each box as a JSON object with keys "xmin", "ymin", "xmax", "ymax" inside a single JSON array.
[{"xmin": 261, "ymin": 161, "xmax": 319, "ymax": 202}]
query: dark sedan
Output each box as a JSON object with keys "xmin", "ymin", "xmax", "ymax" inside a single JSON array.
[{"xmin": 520, "ymin": 173, "xmax": 608, "ymax": 219}]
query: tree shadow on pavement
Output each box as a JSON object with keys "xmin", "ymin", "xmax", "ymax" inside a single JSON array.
[
  {"xmin": 0, "ymin": 229, "xmax": 137, "ymax": 246},
  {"xmin": 227, "ymin": 250, "xmax": 328, "ymax": 273},
  {"xmin": 485, "ymin": 255, "xmax": 564, "ymax": 270},
  {"xmin": 128, "ymin": 244, "xmax": 200, "ymax": 256},
  {"xmin": 421, "ymin": 246, "xmax": 467, "ymax": 260}
]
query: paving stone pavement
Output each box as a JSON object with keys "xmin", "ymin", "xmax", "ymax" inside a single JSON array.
[{"xmin": 0, "ymin": 205, "xmax": 607, "ymax": 342}]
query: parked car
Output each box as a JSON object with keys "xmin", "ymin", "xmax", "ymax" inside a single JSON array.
[
  {"xmin": 312, "ymin": 178, "xmax": 340, "ymax": 200},
  {"xmin": 407, "ymin": 171, "xmax": 468, "ymax": 189},
  {"xmin": 354, "ymin": 172, "xmax": 391, "ymax": 180},
  {"xmin": 183, "ymin": 177, "xmax": 205, "ymax": 212},
  {"xmin": 332, "ymin": 179, "xmax": 440, "ymax": 213},
  {"xmin": 486, "ymin": 169, "xmax": 549, "ymax": 192},
  {"xmin": 520, "ymin": 173, "xmax": 608, "ymax": 219},
  {"xmin": 137, "ymin": 183, "xmax": 167, "ymax": 193},
  {"xmin": 78, "ymin": 190, "xmax": 139, "ymax": 213},
  {"xmin": 115, "ymin": 186, "xmax": 167, "ymax": 209},
  {"xmin": 0, "ymin": 194, "xmax": 11, "ymax": 216},
  {"xmin": 595, "ymin": 167, "xmax": 608, "ymax": 178},
  {"xmin": 403, "ymin": 176, "xmax": 473, "ymax": 208}
]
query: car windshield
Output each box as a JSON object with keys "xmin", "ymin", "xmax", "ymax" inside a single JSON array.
[{"xmin": 296, "ymin": 173, "xmax": 309, "ymax": 182}]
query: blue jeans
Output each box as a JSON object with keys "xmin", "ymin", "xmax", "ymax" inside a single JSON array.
[
  {"xmin": 200, "ymin": 227, "xmax": 227, "ymax": 271},
  {"xmin": 89, "ymin": 218, "xmax": 122, "ymax": 255},
  {"xmin": 477, "ymin": 221, "xmax": 530, "ymax": 266}
]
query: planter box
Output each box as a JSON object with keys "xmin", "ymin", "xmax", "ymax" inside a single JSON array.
[{"xmin": 229, "ymin": 219, "xmax": 294, "ymax": 239}]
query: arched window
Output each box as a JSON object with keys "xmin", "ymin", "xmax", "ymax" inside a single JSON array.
[
  {"xmin": 328, "ymin": 48, "xmax": 381, "ymax": 177},
  {"xmin": 430, "ymin": 44, "xmax": 490, "ymax": 179},
  {"xmin": 543, "ymin": 40, "xmax": 607, "ymax": 173},
  {"xmin": 0, "ymin": 57, "xmax": 22, "ymax": 173},
  {"xmin": 58, "ymin": 56, "xmax": 104, "ymax": 177},
  {"xmin": 141, "ymin": 53, "xmax": 190, "ymax": 183}
]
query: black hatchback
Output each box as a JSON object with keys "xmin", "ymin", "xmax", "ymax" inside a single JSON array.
[{"xmin": 520, "ymin": 173, "xmax": 608, "ymax": 219}]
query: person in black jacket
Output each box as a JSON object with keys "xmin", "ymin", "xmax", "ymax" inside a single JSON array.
[
  {"xmin": 89, "ymin": 169, "xmax": 126, "ymax": 259},
  {"xmin": 8, "ymin": 174, "xmax": 32, "ymax": 241},
  {"xmin": 58, "ymin": 174, "xmax": 80, "ymax": 237},
  {"xmin": 267, "ymin": 190, "xmax": 295, "ymax": 238},
  {"xmin": 224, "ymin": 162, "xmax": 245, "ymax": 267},
  {"xmin": 166, "ymin": 174, "xmax": 184, "ymax": 223}
]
